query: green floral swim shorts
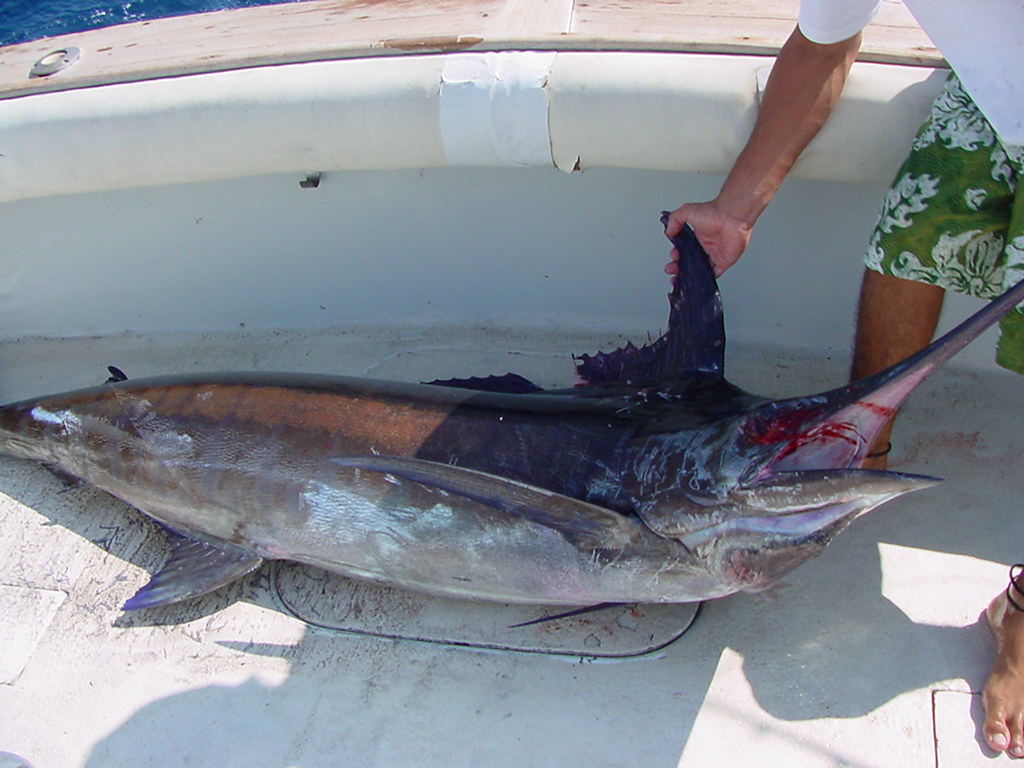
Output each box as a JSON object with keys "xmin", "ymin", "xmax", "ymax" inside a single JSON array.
[{"xmin": 865, "ymin": 74, "xmax": 1024, "ymax": 373}]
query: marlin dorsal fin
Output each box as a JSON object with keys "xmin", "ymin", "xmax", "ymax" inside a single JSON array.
[{"xmin": 573, "ymin": 215, "xmax": 725, "ymax": 385}]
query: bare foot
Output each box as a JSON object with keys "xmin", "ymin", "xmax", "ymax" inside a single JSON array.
[{"xmin": 983, "ymin": 586, "xmax": 1024, "ymax": 757}]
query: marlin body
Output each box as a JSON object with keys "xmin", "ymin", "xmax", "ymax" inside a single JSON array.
[{"xmin": 2, "ymin": 222, "xmax": 1022, "ymax": 610}]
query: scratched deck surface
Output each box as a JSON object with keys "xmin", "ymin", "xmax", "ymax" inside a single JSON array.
[{"xmin": 0, "ymin": 324, "xmax": 1021, "ymax": 767}]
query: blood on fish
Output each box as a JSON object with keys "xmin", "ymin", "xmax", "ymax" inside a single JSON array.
[{"xmin": 772, "ymin": 422, "xmax": 862, "ymax": 462}]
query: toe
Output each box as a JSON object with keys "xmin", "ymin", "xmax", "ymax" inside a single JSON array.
[
  {"xmin": 984, "ymin": 689, "xmax": 1012, "ymax": 753},
  {"xmin": 985, "ymin": 719, "xmax": 1010, "ymax": 753},
  {"xmin": 1010, "ymin": 713, "xmax": 1024, "ymax": 758}
]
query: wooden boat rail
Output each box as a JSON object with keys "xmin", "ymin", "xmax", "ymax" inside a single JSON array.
[{"xmin": 0, "ymin": 0, "xmax": 941, "ymax": 101}]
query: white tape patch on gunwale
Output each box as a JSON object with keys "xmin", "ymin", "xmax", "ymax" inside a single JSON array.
[{"xmin": 439, "ymin": 51, "xmax": 556, "ymax": 167}]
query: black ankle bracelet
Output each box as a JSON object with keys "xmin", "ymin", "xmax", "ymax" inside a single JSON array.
[
  {"xmin": 1007, "ymin": 564, "xmax": 1024, "ymax": 612},
  {"xmin": 867, "ymin": 442, "xmax": 892, "ymax": 459}
]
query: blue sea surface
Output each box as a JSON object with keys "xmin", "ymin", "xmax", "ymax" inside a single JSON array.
[{"xmin": 0, "ymin": 0, "xmax": 304, "ymax": 47}]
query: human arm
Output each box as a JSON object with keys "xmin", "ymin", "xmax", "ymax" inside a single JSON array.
[{"xmin": 665, "ymin": 26, "xmax": 862, "ymax": 276}]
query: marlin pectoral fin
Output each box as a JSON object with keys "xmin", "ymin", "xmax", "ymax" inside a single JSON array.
[
  {"xmin": 123, "ymin": 528, "xmax": 264, "ymax": 610},
  {"xmin": 330, "ymin": 456, "xmax": 636, "ymax": 551}
]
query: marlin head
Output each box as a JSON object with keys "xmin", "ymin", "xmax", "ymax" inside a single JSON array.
[
  {"xmin": 631, "ymin": 418, "xmax": 940, "ymax": 591},
  {"xmin": 666, "ymin": 468, "xmax": 937, "ymax": 592},
  {"xmin": 623, "ymin": 219, "xmax": 1024, "ymax": 594}
]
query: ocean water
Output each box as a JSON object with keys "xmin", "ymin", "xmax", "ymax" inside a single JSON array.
[{"xmin": 0, "ymin": 0, "xmax": 304, "ymax": 47}]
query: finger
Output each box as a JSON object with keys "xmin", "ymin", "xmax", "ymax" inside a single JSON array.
[{"xmin": 663, "ymin": 209, "xmax": 685, "ymax": 238}]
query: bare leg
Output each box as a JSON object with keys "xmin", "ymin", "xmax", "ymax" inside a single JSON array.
[
  {"xmin": 849, "ymin": 269, "xmax": 944, "ymax": 469},
  {"xmin": 984, "ymin": 583, "xmax": 1024, "ymax": 757},
  {"xmin": 852, "ymin": 272, "xmax": 1024, "ymax": 754}
]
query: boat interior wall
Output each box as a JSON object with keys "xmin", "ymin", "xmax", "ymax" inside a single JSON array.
[
  {"xmin": 0, "ymin": 164, "xmax": 1000, "ymax": 372},
  {"xmin": 549, "ymin": 56, "xmax": 945, "ymax": 183},
  {"xmin": 0, "ymin": 57, "xmax": 450, "ymax": 204},
  {"xmin": 0, "ymin": 52, "xmax": 945, "ymax": 205}
]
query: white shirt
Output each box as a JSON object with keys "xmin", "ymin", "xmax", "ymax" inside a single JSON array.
[{"xmin": 798, "ymin": 0, "xmax": 1024, "ymax": 146}]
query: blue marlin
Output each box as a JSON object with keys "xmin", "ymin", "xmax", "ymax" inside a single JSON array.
[{"xmin": 2, "ymin": 220, "xmax": 1021, "ymax": 609}]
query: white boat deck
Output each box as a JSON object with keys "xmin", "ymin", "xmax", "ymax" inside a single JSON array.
[
  {"xmin": 1, "ymin": 321, "xmax": 1021, "ymax": 767},
  {"xmin": 0, "ymin": 2, "xmax": 1020, "ymax": 766}
]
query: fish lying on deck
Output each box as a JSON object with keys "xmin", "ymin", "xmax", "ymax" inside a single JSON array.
[{"xmin": 2, "ymin": 219, "xmax": 1022, "ymax": 610}]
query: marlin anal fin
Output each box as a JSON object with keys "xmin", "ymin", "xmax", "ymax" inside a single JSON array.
[
  {"xmin": 330, "ymin": 456, "xmax": 636, "ymax": 551},
  {"xmin": 123, "ymin": 528, "xmax": 264, "ymax": 610},
  {"xmin": 574, "ymin": 216, "xmax": 724, "ymax": 385}
]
